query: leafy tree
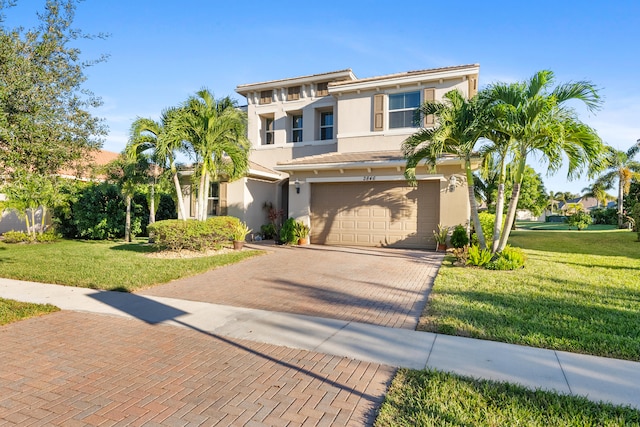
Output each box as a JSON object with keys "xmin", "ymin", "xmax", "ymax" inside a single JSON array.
[
  {"xmin": 103, "ymin": 154, "xmax": 149, "ymax": 242},
  {"xmin": 128, "ymin": 108, "xmax": 188, "ymax": 221},
  {"xmin": 482, "ymin": 70, "xmax": 605, "ymax": 252},
  {"xmin": 178, "ymin": 89, "xmax": 250, "ymax": 221},
  {"xmin": 593, "ymin": 142, "xmax": 640, "ymax": 227},
  {"xmin": 0, "ymin": 0, "xmax": 106, "ymax": 177},
  {"xmin": 403, "ymin": 89, "xmax": 488, "ymax": 249}
]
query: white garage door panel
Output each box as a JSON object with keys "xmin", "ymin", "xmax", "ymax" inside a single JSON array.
[{"xmin": 310, "ymin": 181, "xmax": 439, "ymax": 249}]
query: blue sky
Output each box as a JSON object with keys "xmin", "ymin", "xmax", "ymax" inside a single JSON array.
[{"xmin": 4, "ymin": 0, "xmax": 640, "ymax": 195}]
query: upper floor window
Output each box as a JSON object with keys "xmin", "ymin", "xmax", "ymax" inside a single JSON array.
[
  {"xmin": 264, "ymin": 117, "xmax": 274, "ymax": 145},
  {"xmin": 320, "ymin": 111, "xmax": 333, "ymax": 140},
  {"xmin": 287, "ymin": 86, "xmax": 301, "ymax": 101},
  {"xmin": 316, "ymin": 82, "xmax": 329, "ymax": 97},
  {"xmin": 260, "ymin": 90, "xmax": 273, "ymax": 105},
  {"xmin": 291, "ymin": 115, "xmax": 303, "ymax": 142},
  {"xmin": 388, "ymin": 91, "xmax": 420, "ymax": 129}
]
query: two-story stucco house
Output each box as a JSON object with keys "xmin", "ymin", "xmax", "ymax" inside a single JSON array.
[{"xmin": 182, "ymin": 64, "xmax": 481, "ymax": 249}]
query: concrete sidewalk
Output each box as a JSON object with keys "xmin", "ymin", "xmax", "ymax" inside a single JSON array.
[{"xmin": 1, "ymin": 278, "xmax": 639, "ymax": 410}]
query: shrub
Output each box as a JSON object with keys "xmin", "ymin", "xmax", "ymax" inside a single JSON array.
[
  {"xmin": 450, "ymin": 225, "xmax": 469, "ymax": 248},
  {"xmin": 591, "ymin": 207, "xmax": 617, "ymax": 225},
  {"xmin": 567, "ymin": 211, "xmax": 593, "ymax": 231},
  {"xmin": 280, "ymin": 217, "xmax": 297, "ymax": 245},
  {"xmin": 472, "ymin": 212, "xmax": 502, "ymax": 249},
  {"xmin": 487, "ymin": 245, "xmax": 526, "ymax": 270},
  {"xmin": 2, "ymin": 229, "xmax": 60, "ymax": 244},
  {"xmin": 260, "ymin": 223, "xmax": 277, "ymax": 240},
  {"xmin": 451, "ymin": 246, "xmax": 469, "ymax": 265},
  {"xmin": 467, "ymin": 244, "xmax": 492, "ymax": 267},
  {"xmin": 148, "ymin": 216, "xmax": 241, "ymax": 252},
  {"xmin": 293, "ymin": 221, "xmax": 310, "ymax": 240},
  {"xmin": 2, "ymin": 231, "xmax": 31, "ymax": 243}
]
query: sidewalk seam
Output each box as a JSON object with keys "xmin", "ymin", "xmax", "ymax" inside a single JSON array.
[
  {"xmin": 424, "ymin": 333, "xmax": 438, "ymax": 369},
  {"xmin": 554, "ymin": 350, "xmax": 573, "ymax": 395},
  {"xmin": 310, "ymin": 321, "xmax": 351, "ymax": 353}
]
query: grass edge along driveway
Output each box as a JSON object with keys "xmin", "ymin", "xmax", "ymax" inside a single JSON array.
[
  {"xmin": 0, "ymin": 239, "xmax": 263, "ymax": 292},
  {"xmin": 419, "ymin": 229, "xmax": 640, "ymax": 361}
]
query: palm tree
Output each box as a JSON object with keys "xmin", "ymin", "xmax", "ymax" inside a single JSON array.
[
  {"xmin": 545, "ymin": 191, "xmax": 560, "ymax": 215},
  {"xmin": 128, "ymin": 108, "xmax": 188, "ymax": 221},
  {"xmin": 483, "ymin": 70, "xmax": 605, "ymax": 252},
  {"xmin": 581, "ymin": 182, "xmax": 611, "ymax": 209},
  {"xmin": 403, "ymin": 89, "xmax": 488, "ymax": 249},
  {"xmin": 593, "ymin": 141, "xmax": 640, "ymax": 227},
  {"xmin": 179, "ymin": 89, "xmax": 249, "ymax": 221}
]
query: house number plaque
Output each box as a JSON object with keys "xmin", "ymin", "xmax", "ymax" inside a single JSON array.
[{"xmin": 363, "ymin": 176, "xmax": 376, "ymax": 181}]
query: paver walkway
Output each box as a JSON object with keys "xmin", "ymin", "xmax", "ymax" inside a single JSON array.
[
  {"xmin": 141, "ymin": 244, "xmax": 443, "ymax": 330},
  {"xmin": 1, "ymin": 311, "xmax": 393, "ymax": 426}
]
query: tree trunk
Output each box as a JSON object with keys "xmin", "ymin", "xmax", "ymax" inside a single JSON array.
[
  {"xmin": 197, "ymin": 170, "xmax": 207, "ymax": 221},
  {"xmin": 492, "ymin": 183, "xmax": 505, "ymax": 253},
  {"xmin": 149, "ymin": 182, "xmax": 156, "ymax": 225},
  {"xmin": 496, "ymin": 159, "xmax": 526, "ymax": 253},
  {"xmin": 40, "ymin": 206, "xmax": 47, "ymax": 235},
  {"xmin": 466, "ymin": 162, "xmax": 486, "ymax": 250},
  {"xmin": 125, "ymin": 195, "xmax": 131, "ymax": 242},
  {"xmin": 618, "ymin": 176, "xmax": 625, "ymax": 228},
  {"xmin": 492, "ymin": 156, "xmax": 508, "ymax": 254},
  {"xmin": 171, "ymin": 165, "xmax": 187, "ymax": 221}
]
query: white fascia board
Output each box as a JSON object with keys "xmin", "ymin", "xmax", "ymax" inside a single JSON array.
[
  {"xmin": 306, "ymin": 174, "xmax": 445, "ymax": 183},
  {"xmin": 236, "ymin": 70, "xmax": 356, "ymax": 95},
  {"xmin": 248, "ymin": 168, "xmax": 282, "ymax": 181},
  {"xmin": 275, "ymin": 156, "xmax": 469, "ymax": 173},
  {"xmin": 329, "ymin": 66, "xmax": 480, "ymax": 94}
]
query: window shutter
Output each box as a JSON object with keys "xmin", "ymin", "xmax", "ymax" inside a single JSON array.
[
  {"xmin": 373, "ymin": 94, "xmax": 384, "ymax": 131},
  {"xmin": 219, "ymin": 183, "xmax": 228, "ymax": 216},
  {"xmin": 423, "ymin": 88, "xmax": 435, "ymax": 127},
  {"xmin": 468, "ymin": 75, "xmax": 478, "ymax": 97}
]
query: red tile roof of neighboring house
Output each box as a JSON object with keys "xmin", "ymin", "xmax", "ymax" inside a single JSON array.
[{"xmin": 57, "ymin": 149, "xmax": 121, "ymax": 181}]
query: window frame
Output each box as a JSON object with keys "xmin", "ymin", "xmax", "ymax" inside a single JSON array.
[
  {"xmin": 291, "ymin": 114, "xmax": 303, "ymax": 143},
  {"xmin": 388, "ymin": 91, "xmax": 421, "ymax": 129},
  {"xmin": 319, "ymin": 111, "xmax": 334, "ymax": 141}
]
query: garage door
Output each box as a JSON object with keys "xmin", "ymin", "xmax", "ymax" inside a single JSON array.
[{"xmin": 310, "ymin": 181, "xmax": 439, "ymax": 249}]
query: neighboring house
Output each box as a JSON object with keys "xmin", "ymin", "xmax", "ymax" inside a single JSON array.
[
  {"xmin": 558, "ymin": 197, "xmax": 601, "ymax": 214},
  {"xmin": 183, "ymin": 64, "xmax": 481, "ymax": 248},
  {"xmin": 0, "ymin": 149, "xmax": 120, "ymax": 234}
]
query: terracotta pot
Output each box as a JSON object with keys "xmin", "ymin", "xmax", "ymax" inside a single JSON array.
[
  {"xmin": 437, "ymin": 243, "xmax": 447, "ymax": 251},
  {"xmin": 233, "ymin": 240, "xmax": 244, "ymax": 250},
  {"xmin": 298, "ymin": 237, "xmax": 309, "ymax": 245}
]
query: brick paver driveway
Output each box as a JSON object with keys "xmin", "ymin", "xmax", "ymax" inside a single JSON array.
[
  {"xmin": 141, "ymin": 244, "xmax": 443, "ymax": 330},
  {"xmin": 1, "ymin": 245, "xmax": 443, "ymax": 426}
]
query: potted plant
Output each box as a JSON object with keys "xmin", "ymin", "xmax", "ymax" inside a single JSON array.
[
  {"xmin": 433, "ymin": 224, "xmax": 449, "ymax": 251},
  {"xmin": 294, "ymin": 221, "xmax": 310, "ymax": 245},
  {"xmin": 231, "ymin": 221, "xmax": 251, "ymax": 250}
]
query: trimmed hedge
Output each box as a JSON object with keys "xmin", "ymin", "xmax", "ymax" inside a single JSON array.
[{"xmin": 147, "ymin": 216, "xmax": 241, "ymax": 251}]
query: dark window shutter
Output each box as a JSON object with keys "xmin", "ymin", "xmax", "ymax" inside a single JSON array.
[{"xmin": 373, "ymin": 94, "xmax": 384, "ymax": 131}]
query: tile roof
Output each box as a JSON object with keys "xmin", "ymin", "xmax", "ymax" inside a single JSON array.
[{"xmin": 329, "ymin": 64, "xmax": 480, "ymax": 87}]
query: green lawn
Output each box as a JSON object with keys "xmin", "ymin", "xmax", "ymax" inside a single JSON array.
[
  {"xmin": 0, "ymin": 297, "xmax": 59, "ymax": 325},
  {"xmin": 515, "ymin": 220, "xmax": 618, "ymax": 231},
  {"xmin": 375, "ymin": 369, "xmax": 640, "ymax": 426},
  {"xmin": 0, "ymin": 239, "xmax": 262, "ymax": 292},
  {"xmin": 419, "ymin": 229, "xmax": 640, "ymax": 361}
]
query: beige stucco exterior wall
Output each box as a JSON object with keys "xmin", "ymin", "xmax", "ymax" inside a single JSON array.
[
  {"xmin": 334, "ymin": 77, "xmax": 471, "ymax": 154},
  {"xmin": 226, "ymin": 178, "xmax": 279, "ymax": 235},
  {"xmin": 284, "ymin": 162, "xmax": 470, "ymax": 233}
]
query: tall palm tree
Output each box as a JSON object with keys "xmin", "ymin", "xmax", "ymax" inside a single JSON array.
[
  {"xmin": 179, "ymin": 89, "xmax": 249, "ymax": 221},
  {"xmin": 581, "ymin": 182, "xmax": 611, "ymax": 209},
  {"xmin": 128, "ymin": 108, "xmax": 188, "ymax": 221},
  {"xmin": 403, "ymin": 89, "xmax": 488, "ymax": 249},
  {"xmin": 483, "ymin": 70, "xmax": 605, "ymax": 252},
  {"xmin": 593, "ymin": 141, "xmax": 640, "ymax": 227}
]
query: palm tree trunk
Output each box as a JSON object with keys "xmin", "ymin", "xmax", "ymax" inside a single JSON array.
[
  {"xmin": 496, "ymin": 164, "xmax": 526, "ymax": 253},
  {"xmin": 491, "ymin": 158, "xmax": 508, "ymax": 253},
  {"xmin": 125, "ymin": 195, "xmax": 131, "ymax": 242},
  {"xmin": 492, "ymin": 183, "xmax": 505, "ymax": 253},
  {"xmin": 466, "ymin": 162, "xmax": 486, "ymax": 250},
  {"xmin": 170, "ymin": 164, "xmax": 187, "ymax": 221},
  {"xmin": 197, "ymin": 170, "xmax": 207, "ymax": 221},
  {"xmin": 618, "ymin": 176, "xmax": 625, "ymax": 228},
  {"xmin": 149, "ymin": 181, "xmax": 156, "ymax": 225}
]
